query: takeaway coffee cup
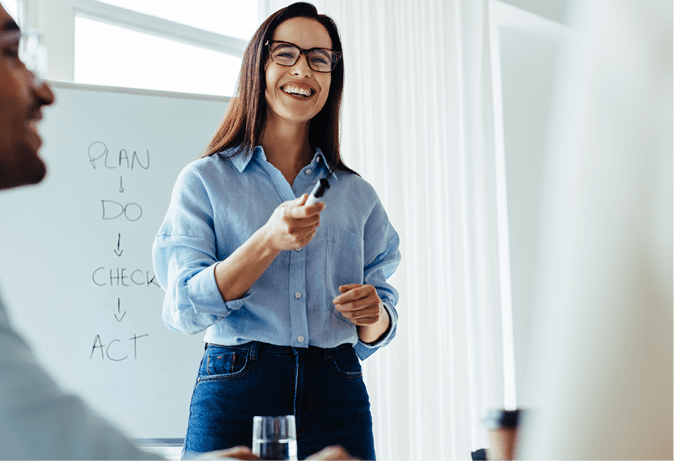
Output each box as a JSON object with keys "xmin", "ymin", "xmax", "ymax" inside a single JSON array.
[{"xmin": 484, "ymin": 409, "xmax": 522, "ymax": 460}]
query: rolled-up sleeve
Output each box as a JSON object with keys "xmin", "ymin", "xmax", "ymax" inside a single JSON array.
[
  {"xmin": 153, "ymin": 165, "xmax": 248, "ymax": 335},
  {"xmin": 354, "ymin": 198, "xmax": 401, "ymax": 360}
]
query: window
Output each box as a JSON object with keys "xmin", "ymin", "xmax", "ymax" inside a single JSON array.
[
  {"xmin": 74, "ymin": 17, "xmax": 242, "ymax": 96},
  {"xmin": 19, "ymin": 0, "xmax": 259, "ymax": 96},
  {"xmin": 4, "ymin": 0, "xmax": 18, "ymax": 20},
  {"xmin": 95, "ymin": 0, "xmax": 258, "ymax": 40}
]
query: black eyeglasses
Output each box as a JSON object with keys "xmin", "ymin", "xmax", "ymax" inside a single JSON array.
[{"xmin": 265, "ymin": 40, "xmax": 341, "ymax": 73}]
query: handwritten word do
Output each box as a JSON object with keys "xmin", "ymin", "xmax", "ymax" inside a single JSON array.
[
  {"xmin": 90, "ymin": 334, "xmax": 149, "ymax": 361},
  {"xmin": 88, "ymin": 141, "xmax": 150, "ymax": 170},
  {"xmin": 101, "ymin": 200, "xmax": 143, "ymax": 221},
  {"xmin": 92, "ymin": 267, "xmax": 160, "ymax": 288}
]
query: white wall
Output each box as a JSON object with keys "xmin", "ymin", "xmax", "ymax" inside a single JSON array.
[
  {"xmin": 489, "ymin": 0, "xmax": 574, "ymax": 412},
  {"xmin": 516, "ymin": 0, "xmax": 673, "ymax": 456},
  {"xmin": 498, "ymin": 26, "xmax": 561, "ymax": 409},
  {"xmin": 494, "ymin": 0, "xmax": 673, "ymax": 458},
  {"xmin": 499, "ymin": 0, "xmax": 570, "ymax": 24}
]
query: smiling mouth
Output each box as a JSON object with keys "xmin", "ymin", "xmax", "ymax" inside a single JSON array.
[
  {"xmin": 27, "ymin": 108, "xmax": 43, "ymax": 124},
  {"xmin": 27, "ymin": 115, "xmax": 42, "ymax": 129},
  {"xmin": 282, "ymin": 85, "xmax": 314, "ymax": 98}
]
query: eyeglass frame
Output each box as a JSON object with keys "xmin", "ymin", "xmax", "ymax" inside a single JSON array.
[
  {"xmin": 264, "ymin": 40, "xmax": 342, "ymax": 73},
  {"xmin": 0, "ymin": 29, "xmax": 47, "ymax": 85}
]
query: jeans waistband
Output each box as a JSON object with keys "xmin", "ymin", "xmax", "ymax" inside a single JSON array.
[{"xmin": 205, "ymin": 341, "xmax": 353, "ymax": 360}]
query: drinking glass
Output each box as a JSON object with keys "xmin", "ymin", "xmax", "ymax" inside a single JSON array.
[{"xmin": 252, "ymin": 415, "xmax": 297, "ymax": 460}]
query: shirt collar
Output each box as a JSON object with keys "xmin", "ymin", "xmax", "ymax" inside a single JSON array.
[
  {"xmin": 312, "ymin": 148, "xmax": 338, "ymax": 181},
  {"xmin": 228, "ymin": 146, "xmax": 338, "ymax": 180},
  {"xmin": 227, "ymin": 145, "xmax": 264, "ymax": 173}
]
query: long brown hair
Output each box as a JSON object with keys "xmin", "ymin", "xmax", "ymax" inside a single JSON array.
[{"xmin": 202, "ymin": 2, "xmax": 355, "ymax": 175}]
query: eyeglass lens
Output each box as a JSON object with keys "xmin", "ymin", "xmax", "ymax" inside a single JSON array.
[
  {"xmin": 270, "ymin": 42, "xmax": 337, "ymax": 73},
  {"xmin": 19, "ymin": 31, "xmax": 46, "ymax": 83}
]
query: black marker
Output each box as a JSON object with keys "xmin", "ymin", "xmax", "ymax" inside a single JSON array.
[
  {"xmin": 305, "ymin": 177, "xmax": 330, "ymax": 205},
  {"xmin": 305, "ymin": 167, "xmax": 333, "ymax": 206}
]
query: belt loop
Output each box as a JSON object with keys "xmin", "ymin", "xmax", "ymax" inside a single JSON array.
[
  {"xmin": 250, "ymin": 341, "xmax": 260, "ymax": 361},
  {"xmin": 323, "ymin": 347, "xmax": 332, "ymax": 360}
]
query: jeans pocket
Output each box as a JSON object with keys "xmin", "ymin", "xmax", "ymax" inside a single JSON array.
[
  {"xmin": 329, "ymin": 346, "xmax": 363, "ymax": 378},
  {"xmin": 199, "ymin": 345, "xmax": 251, "ymax": 382}
]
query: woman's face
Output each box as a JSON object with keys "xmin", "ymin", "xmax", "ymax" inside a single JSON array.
[{"xmin": 264, "ymin": 17, "xmax": 332, "ymax": 127}]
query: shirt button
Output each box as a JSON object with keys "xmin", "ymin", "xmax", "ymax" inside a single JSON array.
[
  {"xmin": 305, "ymin": 169, "xmax": 312, "ymax": 175},
  {"xmin": 294, "ymin": 292, "xmax": 302, "ymax": 299},
  {"xmin": 297, "ymin": 335, "xmax": 305, "ymax": 343},
  {"xmin": 295, "ymin": 247, "xmax": 302, "ymax": 252}
]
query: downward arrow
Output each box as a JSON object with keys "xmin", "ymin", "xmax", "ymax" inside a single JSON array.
[
  {"xmin": 119, "ymin": 176, "xmax": 125, "ymax": 193},
  {"xmin": 114, "ymin": 233, "xmax": 123, "ymax": 257},
  {"xmin": 114, "ymin": 298, "xmax": 126, "ymax": 322}
]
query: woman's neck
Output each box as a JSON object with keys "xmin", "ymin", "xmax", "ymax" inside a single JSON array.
[{"xmin": 260, "ymin": 113, "xmax": 313, "ymax": 185}]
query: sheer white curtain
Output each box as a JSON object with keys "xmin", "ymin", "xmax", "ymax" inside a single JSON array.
[{"xmin": 263, "ymin": 1, "xmax": 508, "ymax": 459}]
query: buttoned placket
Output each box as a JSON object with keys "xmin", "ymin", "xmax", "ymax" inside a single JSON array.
[
  {"xmin": 250, "ymin": 150, "xmax": 308, "ymax": 347},
  {"xmin": 286, "ymin": 157, "xmax": 327, "ymax": 347},
  {"xmin": 288, "ymin": 246, "xmax": 309, "ymax": 346},
  {"xmin": 254, "ymin": 149, "xmax": 333, "ymax": 348}
]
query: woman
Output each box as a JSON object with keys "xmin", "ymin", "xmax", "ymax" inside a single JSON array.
[{"xmin": 153, "ymin": 3, "xmax": 400, "ymax": 459}]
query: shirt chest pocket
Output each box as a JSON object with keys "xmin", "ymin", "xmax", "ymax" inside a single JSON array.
[{"xmin": 326, "ymin": 225, "xmax": 364, "ymax": 321}]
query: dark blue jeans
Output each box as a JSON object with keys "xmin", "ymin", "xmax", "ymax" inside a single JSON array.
[{"xmin": 182, "ymin": 342, "xmax": 375, "ymax": 460}]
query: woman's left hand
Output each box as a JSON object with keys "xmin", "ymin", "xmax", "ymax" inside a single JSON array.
[{"xmin": 333, "ymin": 284, "xmax": 385, "ymax": 326}]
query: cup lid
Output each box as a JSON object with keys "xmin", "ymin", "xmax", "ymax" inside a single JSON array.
[{"xmin": 483, "ymin": 409, "xmax": 521, "ymax": 429}]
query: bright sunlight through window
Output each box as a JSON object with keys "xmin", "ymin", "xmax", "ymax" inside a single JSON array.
[
  {"xmin": 74, "ymin": 17, "xmax": 243, "ymax": 96},
  {"xmin": 4, "ymin": 0, "xmax": 18, "ymax": 21},
  {"xmin": 95, "ymin": 0, "xmax": 259, "ymax": 40}
]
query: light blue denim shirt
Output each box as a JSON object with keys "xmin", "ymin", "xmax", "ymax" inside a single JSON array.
[{"xmin": 153, "ymin": 146, "xmax": 400, "ymax": 360}]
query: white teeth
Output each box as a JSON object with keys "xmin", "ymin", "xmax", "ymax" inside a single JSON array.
[{"xmin": 283, "ymin": 85, "xmax": 313, "ymax": 97}]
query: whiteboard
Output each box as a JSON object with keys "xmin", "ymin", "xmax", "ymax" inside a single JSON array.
[{"xmin": 0, "ymin": 82, "xmax": 230, "ymax": 439}]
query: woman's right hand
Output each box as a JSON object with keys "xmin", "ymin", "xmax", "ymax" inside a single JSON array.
[
  {"xmin": 262, "ymin": 194, "xmax": 325, "ymax": 251},
  {"xmin": 214, "ymin": 194, "xmax": 324, "ymax": 302}
]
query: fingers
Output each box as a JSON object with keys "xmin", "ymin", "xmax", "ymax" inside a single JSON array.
[
  {"xmin": 333, "ymin": 284, "xmax": 383, "ymax": 325},
  {"xmin": 199, "ymin": 445, "xmax": 259, "ymax": 460},
  {"xmin": 295, "ymin": 227, "xmax": 318, "ymax": 247},
  {"xmin": 285, "ymin": 194, "xmax": 326, "ymax": 219},
  {"xmin": 305, "ymin": 445, "xmax": 358, "ymax": 460},
  {"xmin": 285, "ymin": 195, "xmax": 324, "ymax": 230},
  {"xmin": 297, "ymin": 201, "xmax": 324, "ymax": 220},
  {"xmin": 280, "ymin": 196, "xmax": 325, "ymax": 231},
  {"xmin": 338, "ymin": 283, "xmax": 361, "ymax": 294},
  {"xmin": 286, "ymin": 212, "xmax": 321, "ymax": 231},
  {"xmin": 333, "ymin": 284, "xmax": 370, "ymax": 303},
  {"xmin": 341, "ymin": 313, "xmax": 380, "ymax": 326},
  {"xmin": 294, "ymin": 193, "xmax": 309, "ymax": 206},
  {"xmin": 266, "ymin": 194, "xmax": 326, "ymax": 251}
]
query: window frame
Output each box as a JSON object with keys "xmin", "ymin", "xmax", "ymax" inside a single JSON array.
[{"xmin": 17, "ymin": 0, "xmax": 250, "ymax": 83}]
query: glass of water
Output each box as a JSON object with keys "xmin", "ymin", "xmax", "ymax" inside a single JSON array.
[{"xmin": 252, "ymin": 415, "xmax": 297, "ymax": 460}]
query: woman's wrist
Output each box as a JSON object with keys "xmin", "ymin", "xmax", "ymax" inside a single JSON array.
[
  {"xmin": 215, "ymin": 226, "xmax": 282, "ymax": 302},
  {"xmin": 256, "ymin": 223, "xmax": 277, "ymax": 253},
  {"xmin": 357, "ymin": 305, "xmax": 391, "ymax": 345}
]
